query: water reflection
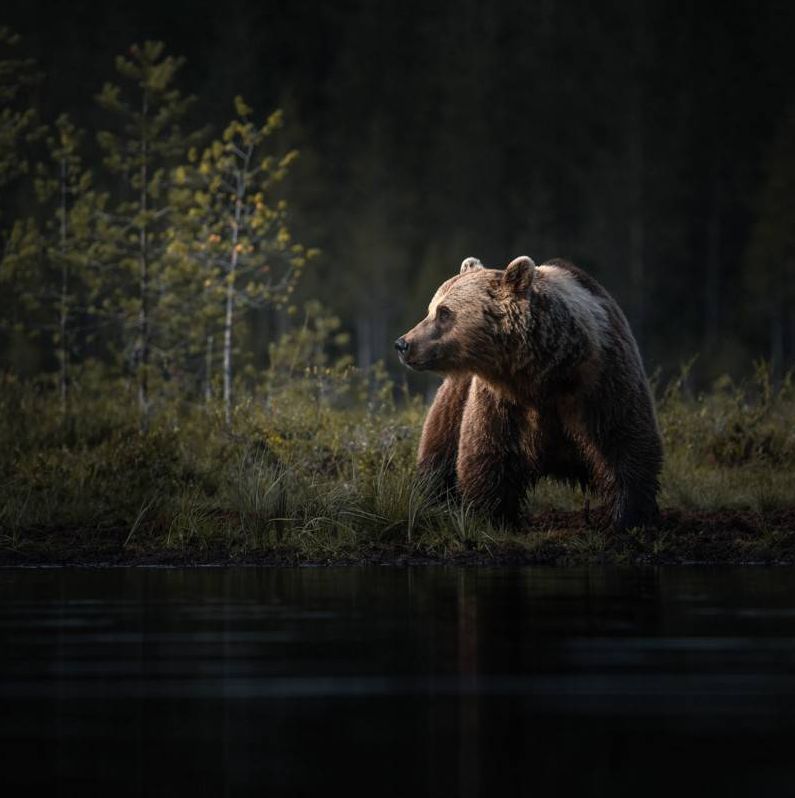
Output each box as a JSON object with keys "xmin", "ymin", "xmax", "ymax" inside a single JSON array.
[{"xmin": 1, "ymin": 567, "xmax": 794, "ymax": 795}]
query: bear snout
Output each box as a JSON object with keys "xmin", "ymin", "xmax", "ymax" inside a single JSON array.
[
  {"xmin": 395, "ymin": 336, "xmax": 413, "ymax": 366},
  {"xmin": 397, "ymin": 319, "xmax": 440, "ymax": 370}
]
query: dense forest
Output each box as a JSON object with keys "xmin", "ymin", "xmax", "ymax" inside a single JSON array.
[{"xmin": 2, "ymin": 0, "xmax": 795, "ymax": 415}]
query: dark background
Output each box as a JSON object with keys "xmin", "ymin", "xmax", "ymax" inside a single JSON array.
[{"xmin": 4, "ymin": 0, "xmax": 795, "ymax": 383}]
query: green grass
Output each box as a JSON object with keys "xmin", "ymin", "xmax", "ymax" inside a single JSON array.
[{"xmin": 1, "ymin": 363, "xmax": 794, "ymax": 565}]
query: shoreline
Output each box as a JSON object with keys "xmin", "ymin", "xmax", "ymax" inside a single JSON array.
[{"xmin": 3, "ymin": 509, "xmax": 794, "ymax": 568}]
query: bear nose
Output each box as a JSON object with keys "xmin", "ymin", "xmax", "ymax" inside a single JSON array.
[{"xmin": 394, "ymin": 337, "xmax": 409, "ymax": 354}]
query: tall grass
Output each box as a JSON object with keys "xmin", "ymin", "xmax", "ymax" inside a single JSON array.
[{"xmin": 1, "ymin": 363, "xmax": 793, "ymax": 560}]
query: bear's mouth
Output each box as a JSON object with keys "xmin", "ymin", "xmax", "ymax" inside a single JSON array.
[
  {"xmin": 399, "ymin": 353, "xmax": 422, "ymax": 371},
  {"xmin": 397, "ymin": 350, "xmax": 428, "ymax": 371},
  {"xmin": 401, "ymin": 351, "xmax": 440, "ymax": 372},
  {"xmin": 396, "ymin": 336, "xmax": 446, "ymax": 372}
]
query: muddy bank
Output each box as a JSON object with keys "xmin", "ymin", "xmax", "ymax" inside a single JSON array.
[{"xmin": 2, "ymin": 509, "xmax": 795, "ymax": 567}]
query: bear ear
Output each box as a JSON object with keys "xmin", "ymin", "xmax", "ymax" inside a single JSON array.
[
  {"xmin": 460, "ymin": 256, "xmax": 484, "ymax": 274},
  {"xmin": 503, "ymin": 255, "xmax": 536, "ymax": 295}
]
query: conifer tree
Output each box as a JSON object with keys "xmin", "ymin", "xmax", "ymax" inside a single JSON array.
[
  {"xmin": 95, "ymin": 41, "xmax": 201, "ymax": 430},
  {"xmin": 1, "ymin": 115, "xmax": 101, "ymax": 399},
  {"xmin": 0, "ymin": 28, "xmax": 43, "ymax": 367},
  {"xmin": 33, "ymin": 115, "xmax": 103, "ymax": 411},
  {"xmin": 169, "ymin": 97, "xmax": 315, "ymax": 424},
  {"xmin": 747, "ymin": 106, "xmax": 795, "ymax": 376},
  {"xmin": 0, "ymin": 27, "xmax": 40, "ymax": 193}
]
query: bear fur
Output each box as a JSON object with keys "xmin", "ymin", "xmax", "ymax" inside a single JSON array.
[{"xmin": 395, "ymin": 255, "xmax": 663, "ymax": 531}]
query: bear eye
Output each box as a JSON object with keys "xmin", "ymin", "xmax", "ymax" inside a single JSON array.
[{"xmin": 437, "ymin": 306, "xmax": 452, "ymax": 323}]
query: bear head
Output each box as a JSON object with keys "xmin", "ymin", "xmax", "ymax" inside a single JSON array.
[{"xmin": 395, "ymin": 255, "xmax": 536, "ymax": 375}]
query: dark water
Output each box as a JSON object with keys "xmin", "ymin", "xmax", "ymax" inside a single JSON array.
[{"xmin": 1, "ymin": 567, "xmax": 795, "ymax": 796}]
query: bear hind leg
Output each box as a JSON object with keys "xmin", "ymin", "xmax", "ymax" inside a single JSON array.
[{"xmin": 591, "ymin": 451, "xmax": 661, "ymax": 532}]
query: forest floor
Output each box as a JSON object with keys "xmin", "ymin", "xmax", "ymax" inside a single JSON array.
[{"xmin": 2, "ymin": 366, "xmax": 794, "ymax": 568}]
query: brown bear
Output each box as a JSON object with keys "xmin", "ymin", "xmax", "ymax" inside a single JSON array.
[{"xmin": 395, "ymin": 255, "xmax": 663, "ymax": 531}]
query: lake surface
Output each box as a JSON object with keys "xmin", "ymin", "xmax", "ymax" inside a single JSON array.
[{"xmin": 1, "ymin": 567, "xmax": 794, "ymax": 796}]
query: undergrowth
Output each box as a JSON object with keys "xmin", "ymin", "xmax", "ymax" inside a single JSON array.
[{"xmin": 1, "ymin": 361, "xmax": 794, "ymax": 561}]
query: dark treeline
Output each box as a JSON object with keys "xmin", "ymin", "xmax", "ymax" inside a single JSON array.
[{"xmin": 2, "ymin": 0, "xmax": 795, "ymax": 400}]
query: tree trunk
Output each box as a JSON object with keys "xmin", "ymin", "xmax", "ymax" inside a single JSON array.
[
  {"xmin": 790, "ymin": 308, "xmax": 795, "ymax": 373},
  {"xmin": 627, "ymin": 4, "xmax": 647, "ymax": 348},
  {"xmin": 138, "ymin": 89, "xmax": 150, "ymax": 434},
  {"xmin": 770, "ymin": 307, "xmax": 783, "ymax": 385},
  {"xmin": 222, "ymin": 143, "xmax": 254, "ymax": 427},
  {"xmin": 204, "ymin": 333, "xmax": 213, "ymax": 403},
  {"xmin": 223, "ymin": 267, "xmax": 235, "ymax": 426},
  {"xmin": 372, "ymin": 308, "xmax": 386, "ymax": 365},
  {"xmin": 627, "ymin": 96, "xmax": 645, "ymax": 348},
  {"xmin": 356, "ymin": 314, "xmax": 371, "ymax": 370},
  {"xmin": 223, "ymin": 194, "xmax": 244, "ymax": 426},
  {"xmin": 58, "ymin": 154, "xmax": 68, "ymax": 416},
  {"xmin": 704, "ymin": 164, "xmax": 722, "ymax": 354}
]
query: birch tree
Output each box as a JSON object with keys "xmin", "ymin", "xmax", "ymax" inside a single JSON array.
[{"xmin": 169, "ymin": 97, "xmax": 316, "ymax": 424}]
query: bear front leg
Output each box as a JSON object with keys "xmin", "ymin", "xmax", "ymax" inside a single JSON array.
[
  {"xmin": 455, "ymin": 378, "xmax": 532, "ymax": 526},
  {"xmin": 417, "ymin": 375, "xmax": 472, "ymax": 494}
]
